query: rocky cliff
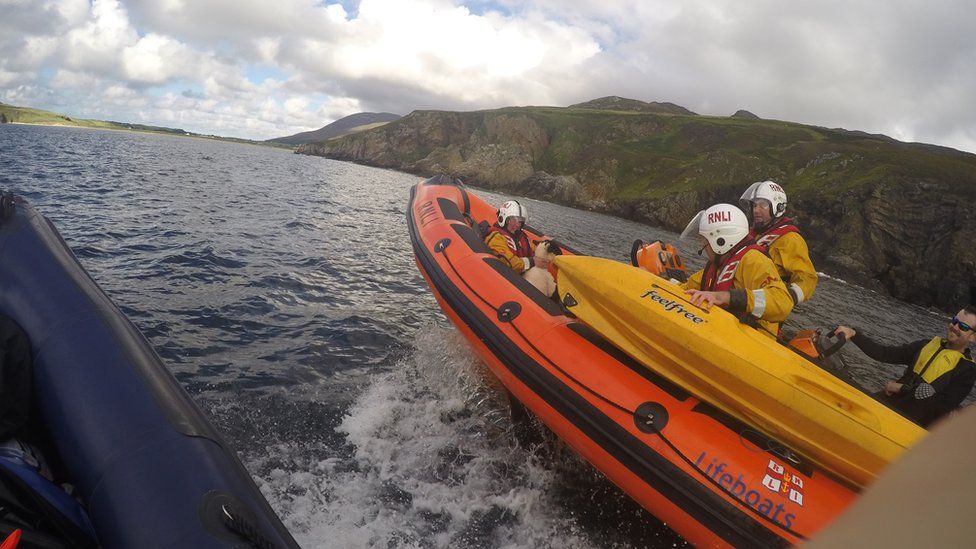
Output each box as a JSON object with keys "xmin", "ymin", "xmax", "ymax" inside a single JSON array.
[{"xmin": 296, "ymin": 103, "xmax": 976, "ymax": 311}]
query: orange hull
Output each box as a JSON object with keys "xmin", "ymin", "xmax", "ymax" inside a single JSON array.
[{"xmin": 408, "ymin": 176, "xmax": 857, "ymax": 547}]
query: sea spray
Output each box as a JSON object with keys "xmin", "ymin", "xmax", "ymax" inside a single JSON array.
[{"xmin": 243, "ymin": 325, "xmax": 597, "ymax": 548}]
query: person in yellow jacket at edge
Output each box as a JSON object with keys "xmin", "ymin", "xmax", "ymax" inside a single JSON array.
[
  {"xmin": 680, "ymin": 203, "xmax": 794, "ymax": 337},
  {"xmin": 739, "ymin": 180, "xmax": 818, "ymax": 306}
]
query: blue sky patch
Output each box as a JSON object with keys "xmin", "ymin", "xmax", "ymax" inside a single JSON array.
[{"xmin": 246, "ymin": 64, "xmax": 288, "ymax": 84}]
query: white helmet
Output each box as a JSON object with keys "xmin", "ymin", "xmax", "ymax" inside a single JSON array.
[
  {"xmin": 680, "ymin": 203, "xmax": 749, "ymax": 255},
  {"xmin": 739, "ymin": 180, "xmax": 787, "ymax": 218},
  {"xmin": 497, "ymin": 200, "xmax": 527, "ymax": 227}
]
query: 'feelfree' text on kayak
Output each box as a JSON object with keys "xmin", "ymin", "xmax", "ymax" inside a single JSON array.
[{"xmin": 640, "ymin": 289, "xmax": 705, "ymax": 324}]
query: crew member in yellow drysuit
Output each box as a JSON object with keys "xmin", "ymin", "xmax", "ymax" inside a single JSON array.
[
  {"xmin": 739, "ymin": 180, "xmax": 818, "ymax": 306},
  {"xmin": 680, "ymin": 203, "xmax": 794, "ymax": 337},
  {"xmin": 484, "ymin": 199, "xmax": 549, "ymax": 273}
]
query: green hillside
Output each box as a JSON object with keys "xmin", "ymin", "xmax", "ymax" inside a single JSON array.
[
  {"xmin": 267, "ymin": 112, "xmax": 401, "ymax": 145},
  {"xmin": 1, "ymin": 103, "xmax": 177, "ymax": 133},
  {"xmin": 300, "ymin": 104, "xmax": 976, "ymax": 204},
  {"xmin": 297, "ymin": 101, "xmax": 976, "ymax": 310},
  {"xmin": 0, "ymin": 102, "xmax": 288, "ymax": 147}
]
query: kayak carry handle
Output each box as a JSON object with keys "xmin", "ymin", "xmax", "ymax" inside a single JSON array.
[
  {"xmin": 630, "ymin": 239, "xmax": 644, "ymax": 267},
  {"xmin": 791, "ymin": 373, "xmax": 880, "ymax": 428}
]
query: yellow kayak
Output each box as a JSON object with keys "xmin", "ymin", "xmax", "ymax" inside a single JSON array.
[{"xmin": 554, "ymin": 255, "xmax": 926, "ymax": 488}]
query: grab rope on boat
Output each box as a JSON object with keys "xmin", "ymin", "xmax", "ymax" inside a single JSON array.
[{"xmin": 222, "ymin": 505, "xmax": 278, "ymax": 549}]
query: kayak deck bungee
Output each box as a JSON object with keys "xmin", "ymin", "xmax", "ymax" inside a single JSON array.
[
  {"xmin": 409, "ymin": 175, "xmax": 857, "ymax": 547},
  {"xmin": 554, "ymin": 255, "xmax": 926, "ymax": 488}
]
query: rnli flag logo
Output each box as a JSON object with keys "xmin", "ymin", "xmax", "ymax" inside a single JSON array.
[
  {"xmin": 716, "ymin": 260, "xmax": 740, "ymax": 284},
  {"xmin": 761, "ymin": 459, "xmax": 805, "ymax": 507}
]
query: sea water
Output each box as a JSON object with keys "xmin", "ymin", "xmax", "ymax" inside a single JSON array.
[{"xmin": 1, "ymin": 124, "xmax": 959, "ymax": 547}]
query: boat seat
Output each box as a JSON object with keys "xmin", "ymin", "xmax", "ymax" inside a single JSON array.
[
  {"xmin": 450, "ymin": 223, "xmax": 492, "ymax": 255},
  {"xmin": 474, "ymin": 220, "xmax": 491, "ymax": 239}
]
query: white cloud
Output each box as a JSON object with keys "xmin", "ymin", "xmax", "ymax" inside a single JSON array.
[
  {"xmin": 0, "ymin": 0, "xmax": 974, "ymax": 149},
  {"xmin": 49, "ymin": 69, "xmax": 100, "ymax": 89},
  {"xmin": 7, "ymin": 36, "xmax": 60, "ymax": 71},
  {"xmin": 254, "ymin": 37, "xmax": 281, "ymax": 64},
  {"xmin": 284, "ymin": 97, "xmax": 308, "ymax": 114},
  {"xmin": 121, "ymin": 33, "xmax": 189, "ymax": 83},
  {"xmin": 62, "ymin": 0, "xmax": 138, "ymax": 74},
  {"xmin": 0, "ymin": 70, "xmax": 20, "ymax": 88},
  {"xmin": 283, "ymin": 0, "xmax": 600, "ymax": 112},
  {"xmin": 103, "ymin": 84, "xmax": 140, "ymax": 100},
  {"xmin": 123, "ymin": 0, "xmax": 347, "ymax": 46}
]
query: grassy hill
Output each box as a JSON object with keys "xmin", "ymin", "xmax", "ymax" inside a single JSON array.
[
  {"xmin": 300, "ymin": 104, "xmax": 976, "ymax": 201},
  {"xmin": 297, "ymin": 101, "xmax": 976, "ymax": 310},
  {"xmin": 0, "ymin": 103, "xmax": 186, "ymax": 133},
  {"xmin": 268, "ymin": 112, "xmax": 401, "ymax": 145},
  {"xmin": 569, "ymin": 95, "xmax": 697, "ymax": 115},
  {"xmin": 521, "ymin": 107, "xmax": 975, "ymax": 201},
  {"xmin": 0, "ymin": 102, "xmax": 288, "ymax": 148}
]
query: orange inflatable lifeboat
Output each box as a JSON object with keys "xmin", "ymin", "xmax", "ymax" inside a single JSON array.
[{"xmin": 409, "ymin": 175, "xmax": 857, "ymax": 547}]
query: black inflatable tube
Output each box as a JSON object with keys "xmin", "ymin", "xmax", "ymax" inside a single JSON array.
[{"xmin": 0, "ymin": 195, "xmax": 297, "ymax": 549}]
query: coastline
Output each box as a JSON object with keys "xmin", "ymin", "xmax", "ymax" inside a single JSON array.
[{"xmin": 2, "ymin": 120, "xmax": 292, "ymax": 151}]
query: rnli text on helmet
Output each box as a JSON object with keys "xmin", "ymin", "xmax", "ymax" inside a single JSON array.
[{"xmin": 707, "ymin": 210, "xmax": 732, "ymax": 224}]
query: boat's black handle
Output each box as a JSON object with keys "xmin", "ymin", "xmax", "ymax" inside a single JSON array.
[{"xmin": 822, "ymin": 330, "xmax": 847, "ymax": 358}]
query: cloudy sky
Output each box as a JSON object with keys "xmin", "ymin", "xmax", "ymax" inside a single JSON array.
[{"xmin": 2, "ymin": 0, "xmax": 974, "ymax": 151}]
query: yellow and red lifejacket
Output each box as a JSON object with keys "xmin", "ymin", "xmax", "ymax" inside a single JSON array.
[
  {"xmin": 701, "ymin": 241, "xmax": 766, "ymax": 291},
  {"xmin": 486, "ymin": 223, "xmax": 532, "ymax": 257},
  {"xmin": 751, "ymin": 217, "xmax": 800, "ymax": 250}
]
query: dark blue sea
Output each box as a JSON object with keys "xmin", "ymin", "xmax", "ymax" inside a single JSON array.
[{"xmin": 0, "ymin": 124, "xmax": 961, "ymax": 548}]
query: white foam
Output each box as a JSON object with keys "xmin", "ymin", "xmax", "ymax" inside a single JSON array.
[
  {"xmin": 251, "ymin": 324, "xmax": 600, "ymax": 548},
  {"xmin": 816, "ymin": 271, "xmax": 848, "ymax": 284}
]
